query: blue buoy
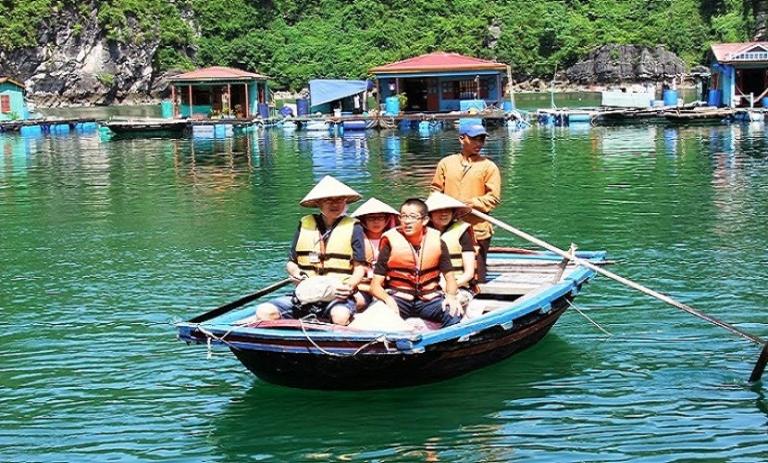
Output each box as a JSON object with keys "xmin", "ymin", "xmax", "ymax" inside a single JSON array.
[{"xmin": 663, "ymin": 90, "xmax": 678, "ymax": 107}]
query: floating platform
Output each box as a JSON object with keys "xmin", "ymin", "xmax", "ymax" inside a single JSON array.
[{"xmin": 0, "ymin": 117, "xmax": 98, "ymax": 132}]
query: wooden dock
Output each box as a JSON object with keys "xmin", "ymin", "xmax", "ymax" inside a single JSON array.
[{"xmin": 0, "ymin": 117, "xmax": 97, "ymax": 132}]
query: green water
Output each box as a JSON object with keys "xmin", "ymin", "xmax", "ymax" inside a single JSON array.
[{"xmin": 1, "ymin": 122, "xmax": 767, "ymax": 462}]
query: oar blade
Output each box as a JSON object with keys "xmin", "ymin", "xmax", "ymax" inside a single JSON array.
[{"xmin": 749, "ymin": 342, "xmax": 768, "ymax": 383}]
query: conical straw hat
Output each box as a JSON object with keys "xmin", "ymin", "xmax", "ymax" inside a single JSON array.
[
  {"xmin": 352, "ymin": 197, "xmax": 399, "ymax": 218},
  {"xmin": 425, "ymin": 191, "xmax": 471, "ymax": 216},
  {"xmin": 299, "ymin": 175, "xmax": 362, "ymax": 207}
]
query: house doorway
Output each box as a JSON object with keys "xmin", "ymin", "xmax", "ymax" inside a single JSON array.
[{"xmin": 402, "ymin": 79, "xmax": 428, "ymax": 111}]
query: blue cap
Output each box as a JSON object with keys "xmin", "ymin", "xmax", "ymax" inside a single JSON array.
[{"xmin": 460, "ymin": 124, "xmax": 487, "ymax": 137}]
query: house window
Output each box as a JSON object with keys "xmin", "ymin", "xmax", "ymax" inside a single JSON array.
[
  {"xmin": 0, "ymin": 95, "xmax": 10, "ymax": 113},
  {"xmin": 441, "ymin": 79, "xmax": 489, "ymax": 100}
]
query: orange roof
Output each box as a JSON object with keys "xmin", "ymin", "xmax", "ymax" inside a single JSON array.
[
  {"xmin": 169, "ymin": 66, "xmax": 269, "ymax": 82},
  {"xmin": 711, "ymin": 42, "xmax": 768, "ymax": 63},
  {"xmin": 0, "ymin": 76, "xmax": 25, "ymax": 88},
  {"xmin": 370, "ymin": 52, "xmax": 507, "ymax": 74}
]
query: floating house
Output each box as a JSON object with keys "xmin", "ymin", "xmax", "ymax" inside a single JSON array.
[
  {"xmin": 309, "ymin": 79, "xmax": 370, "ymax": 114},
  {"xmin": 370, "ymin": 52, "xmax": 508, "ymax": 112},
  {"xmin": 167, "ymin": 66, "xmax": 270, "ymax": 119},
  {"xmin": 0, "ymin": 77, "xmax": 29, "ymax": 121},
  {"xmin": 709, "ymin": 42, "xmax": 768, "ymax": 108}
]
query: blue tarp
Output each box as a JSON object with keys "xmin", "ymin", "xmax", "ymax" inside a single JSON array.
[{"xmin": 309, "ymin": 79, "xmax": 369, "ymax": 107}]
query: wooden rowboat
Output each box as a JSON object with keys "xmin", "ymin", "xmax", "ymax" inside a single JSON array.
[{"xmin": 176, "ymin": 249, "xmax": 607, "ymax": 390}]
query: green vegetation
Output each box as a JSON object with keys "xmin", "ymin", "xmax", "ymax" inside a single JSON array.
[
  {"xmin": 96, "ymin": 72, "xmax": 115, "ymax": 87},
  {"xmin": 0, "ymin": 0, "xmax": 762, "ymax": 90}
]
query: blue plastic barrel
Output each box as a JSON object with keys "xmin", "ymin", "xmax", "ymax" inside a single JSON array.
[
  {"xmin": 296, "ymin": 98, "xmax": 309, "ymax": 116},
  {"xmin": 502, "ymin": 101, "xmax": 514, "ymax": 112},
  {"xmin": 385, "ymin": 96, "xmax": 400, "ymax": 115},
  {"xmin": 663, "ymin": 90, "xmax": 678, "ymax": 107},
  {"xmin": 707, "ymin": 89, "xmax": 722, "ymax": 107},
  {"xmin": 762, "ymin": 97, "xmax": 768, "ymax": 108},
  {"xmin": 160, "ymin": 100, "xmax": 173, "ymax": 119},
  {"xmin": 258, "ymin": 103, "xmax": 270, "ymax": 119}
]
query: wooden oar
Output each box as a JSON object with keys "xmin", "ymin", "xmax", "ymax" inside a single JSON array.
[
  {"xmin": 472, "ymin": 209, "xmax": 768, "ymax": 381},
  {"xmin": 188, "ymin": 278, "xmax": 293, "ymax": 324}
]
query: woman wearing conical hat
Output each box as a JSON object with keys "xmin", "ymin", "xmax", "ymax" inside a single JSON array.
[
  {"xmin": 252, "ymin": 175, "xmax": 367, "ymax": 326},
  {"xmin": 350, "ymin": 197, "xmax": 399, "ymax": 309},
  {"xmin": 425, "ymin": 191, "xmax": 479, "ymax": 310}
]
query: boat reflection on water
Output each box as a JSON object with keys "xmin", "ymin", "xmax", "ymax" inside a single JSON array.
[{"xmin": 208, "ymin": 335, "xmax": 590, "ymax": 462}]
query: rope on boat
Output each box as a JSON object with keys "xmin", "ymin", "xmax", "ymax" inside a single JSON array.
[
  {"xmin": 196, "ymin": 325, "xmax": 238, "ymax": 358},
  {"xmin": 298, "ymin": 315, "xmax": 392, "ymax": 357},
  {"xmin": 567, "ymin": 300, "xmax": 613, "ymax": 337}
]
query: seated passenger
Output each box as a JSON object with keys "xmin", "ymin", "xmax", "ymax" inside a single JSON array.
[
  {"xmin": 425, "ymin": 192, "xmax": 479, "ymax": 309},
  {"xmin": 253, "ymin": 176, "xmax": 366, "ymax": 325},
  {"xmin": 350, "ymin": 197, "xmax": 399, "ymax": 309},
  {"xmin": 368, "ymin": 198, "xmax": 463, "ymax": 328}
]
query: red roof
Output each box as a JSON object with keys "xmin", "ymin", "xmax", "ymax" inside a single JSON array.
[
  {"xmin": 370, "ymin": 52, "xmax": 507, "ymax": 74},
  {"xmin": 0, "ymin": 76, "xmax": 25, "ymax": 88},
  {"xmin": 169, "ymin": 66, "xmax": 268, "ymax": 82},
  {"xmin": 711, "ymin": 42, "xmax": 768, "ymax": 62}
]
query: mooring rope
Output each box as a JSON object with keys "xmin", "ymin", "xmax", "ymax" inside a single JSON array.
[
  {"xmin": 567, "ymin": 300, "xmax": 613, "ymax": 337},
  {"xmin": 196, "ymin": 325, "xmax": 237, "ymax": 358},
  {"xmin": 298, "ymin": 315, "xmax": 391, "ymax": 357}
]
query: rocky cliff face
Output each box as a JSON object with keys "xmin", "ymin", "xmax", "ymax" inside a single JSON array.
[
  {"xmin": 565, "ymin": 44, "xmax": 687, "ymax": 84},
  {"xmin": 0, "ymin": 5, "xmax": 179, "ymax": 107}
]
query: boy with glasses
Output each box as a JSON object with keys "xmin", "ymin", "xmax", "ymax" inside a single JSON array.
[{"xmin": 368, "ymin": 198, "xmax": 462, "ymax": 328}]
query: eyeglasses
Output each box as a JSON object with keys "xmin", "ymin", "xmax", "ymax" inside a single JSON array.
[{"xmin": 399, "ymin": 213, "xmax": 424, "ymax": 222}]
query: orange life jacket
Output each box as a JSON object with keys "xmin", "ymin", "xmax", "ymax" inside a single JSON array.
[{"xmin": 383, "ymin": 227, "xmax": 442, "ymax": 301}]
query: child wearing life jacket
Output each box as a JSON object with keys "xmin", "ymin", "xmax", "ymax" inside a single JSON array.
[
  {"xmin": 350, "ymin": 198, "xmax": 399, "ymax": 310},
  {"xmin": 425, "ymin": 192, "xmax": 479, "ymax": 311}
]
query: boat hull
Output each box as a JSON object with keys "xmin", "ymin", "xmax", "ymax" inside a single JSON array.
[{"xmin": 229, "ymin": 299, "xmax": 568, "ymax": 390}]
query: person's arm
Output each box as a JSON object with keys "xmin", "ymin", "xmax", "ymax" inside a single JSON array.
[
  {"xmin": 286, "ymin": 261, "xmax": 305, "ymax": 283},
  {"xmin": 370, "ymin": 274, "xmax": 399, "ymax": 314},
  {"xmin": 438, "ymin": 241, "xmax": 462, "ymax": 316},
  {"xmin": 470, "ymin": 163, "xmax": 501, "ymax": 212},
  {"xmin": 286, "ymin": 224, "xmax": 305, "ymax": 282},
  {"xmin": 455, "ymin": 228, "xmax": 477, "ymax": 286},
  {"xmin": 335, "ymin": 223, "xmax": 368, "ymax": 298},
  {"xmin": 430, "ymin": 159, "xmax": 446, "ymax": 192},
  {"xmin": 335, "ymin": 262, "xmax": 366, "ymax": 299}
]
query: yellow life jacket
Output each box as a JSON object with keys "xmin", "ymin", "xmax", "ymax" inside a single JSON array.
[
  {"xmin": 295, "ymin": 215, "xmax": 356, "ymax": 278},
  {"xmin": 440, "ymin": 221, "xmax": 478, "ymax": 291}
]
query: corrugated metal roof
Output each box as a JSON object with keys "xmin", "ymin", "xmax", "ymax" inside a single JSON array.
[
  {"xmin": 169, "ymin": 66, "xmax": 269, "ymax": 82},
  {"xmin": 370, "ymin": 52, "xmax": 507, "ymax": 74},
  {"xmin": 711, "ymin": 42, "xmax": 768, "ymax": 63},
  {"xmin": 0, "ymin": 77, "xmax": 25, "ymax": 88}
]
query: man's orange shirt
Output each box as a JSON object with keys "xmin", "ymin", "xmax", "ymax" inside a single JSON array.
[{"xmin": 430, "ymin": 154, "xmax": 501, "ymax": 241}]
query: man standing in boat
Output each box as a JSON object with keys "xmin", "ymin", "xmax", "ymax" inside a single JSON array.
[
  {"xmin": 368, "ymin": 198, "xmax": 463, "ymax": 328},
  {"xmin": 254, "ymin": 176, "xmax": 367, "ymax": 325},
  {"xmin": 430, "ymin": 124, "xmax": 500, "ymax": 282}
]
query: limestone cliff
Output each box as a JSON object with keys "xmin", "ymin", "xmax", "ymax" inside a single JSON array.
[
  {"xmin": 564, "ymin": 45, "xmax": 687, "ymax": 84},
  {"xmin": 0, "ymin": 3, "xmax": 191, "ymax": 107}
]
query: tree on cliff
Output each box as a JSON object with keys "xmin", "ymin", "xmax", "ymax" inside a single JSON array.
[{"xmin": 754, "ymin": 0, "xmax": 768, "ymax": 39}]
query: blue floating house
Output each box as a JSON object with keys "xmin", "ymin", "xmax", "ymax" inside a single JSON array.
[
  {"xmin": 709, "ymin": 42, "xmax": 768, "ymax": 108},
  {"xmin": 309, "ymin": 79, "xmax": 370, "ymax": 114},
  {"xmin": 167, "ymin": 66, "xmax": 271, "ymax": 119},
  {"xmin": 370, "ymin": 52, "xmax": 509, "ymax": 112},
  {"xmin": 0, "ymin": 77, "xmax": 29, "ymax": 121}
]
